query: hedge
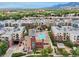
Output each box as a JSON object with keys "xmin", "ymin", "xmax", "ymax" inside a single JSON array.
[{"xmin": 12, "ymin": 52, "xmax": 26, "ymax": 57}]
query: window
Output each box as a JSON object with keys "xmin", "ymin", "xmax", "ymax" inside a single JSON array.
[
  {"xmin": 57, "ymin": 33, "xmax": 59, "ymax": 36},
  {"xmin": 5, "ymin": 37, "xmax": 8, "ymax": 40},
  {"xmin": 5, "ymin": 23, "xmax": 8, "ymax": 27},
  {"xmin": 74, "ymin": 36, "xmax": 76, "ymax": 40},
  {"xmin": 77, "ymin": 36, "xmax": 79, "ymax": 40}
]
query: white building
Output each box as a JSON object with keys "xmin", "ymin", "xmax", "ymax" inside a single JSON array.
[
  {"xmin": 0, "ymin": 26, "xmax": 25, "ymax": 47},
  {"xmin": 3, "ymin": 19, "xmax": 15, "ymax": 27}
]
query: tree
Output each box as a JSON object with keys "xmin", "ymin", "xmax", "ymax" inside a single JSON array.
[
  {"xmin": 0, "ymin": 40, "xmax": 8, "ymax": 56},
  {"xmin": 47, "ymin": 47, "xmax": 53, "ymax": 54},
  {"xmin": 72, "ymin": 47, "xmax": 79, "ymax": 56},
  {"xmin": 33, "ymin": 48, "xmax": 36, "ymax": 54},
  {"xmin": 63, "ymin": 40, "xmax": 74, "ymax": 48},
  {"xmin": 41, "ymin": 49, "xmax": 48, "ymax": 56},
  {"xmin": 48, "ymin": 31, "xmax": 57, "ymax": 46}
]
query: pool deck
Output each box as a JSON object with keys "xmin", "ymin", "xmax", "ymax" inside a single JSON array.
[
  {"xmin": 35, "ymin": 31, "xmax": 48, "ymax": 41},
  {"xmin": 35, "ymin": 31, "xmax": 54, "ymax": 48}
]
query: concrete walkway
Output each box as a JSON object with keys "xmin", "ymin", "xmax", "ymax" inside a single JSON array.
[{"xmin": 4, "ymin": 45, "xmax": 18, "ymax": 57}]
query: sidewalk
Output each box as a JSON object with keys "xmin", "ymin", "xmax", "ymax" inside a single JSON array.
[{"xmin": 4, "ymin": 46, "xmax": 17, "ymax": 57}]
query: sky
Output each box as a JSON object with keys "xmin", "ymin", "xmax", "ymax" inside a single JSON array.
[{"xmin": 0, "ymin": 2, "xmax": 68, "ymax": 8}]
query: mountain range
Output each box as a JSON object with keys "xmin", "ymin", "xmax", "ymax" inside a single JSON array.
[
  {"xmin": 51, "ymin": 2, "xmax": 79, "ymax": 9},
  {"xmin": 0, "ymin": 2, "xmax": 79, "ymax": 9}
]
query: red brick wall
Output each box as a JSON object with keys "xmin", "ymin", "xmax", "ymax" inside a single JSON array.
[
  {"xmin": 31, "ymin": 36, "xmax": 45, "ymax": 49},
  {"xmin": 36, "ymin": 42, "xmax": 43, "ymax": 48}
]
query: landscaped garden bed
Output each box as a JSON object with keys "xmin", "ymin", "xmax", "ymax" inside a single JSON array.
[{"xmin": 12, "ymin": 52, "xmax": 26, "ymax": 57}]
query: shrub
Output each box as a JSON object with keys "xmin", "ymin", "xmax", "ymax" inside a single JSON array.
[
  {"xmin": 12, "ymin": 52, "xmax": 26, "ymax": 57},
  {"xmin": 59, "ymin": 49, "xmax": 70, "ymax": 57},
  {"xmin": 48, "ymin": 31, "xmax": 57, "ymax": 46},
  {"xmin": 40, "ymin": 47, "xmax": 53, "ymax": 57},
  {"xmin": 63, "ymin": 40, "xmax": 74, "ymax": 48},
  {"xmin": 52, "ymin": 40, "xmax": 57, "ymax": 46}
]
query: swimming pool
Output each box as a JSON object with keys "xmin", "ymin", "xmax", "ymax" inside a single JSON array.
[{"xmin": 38, "ymin": 33, "xmax": 46, "ymax": 40}]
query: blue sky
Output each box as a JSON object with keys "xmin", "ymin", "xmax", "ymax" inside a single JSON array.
[{"xmin": 0, "ymin": 2, "xmax": 68, "ymax": 8}]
